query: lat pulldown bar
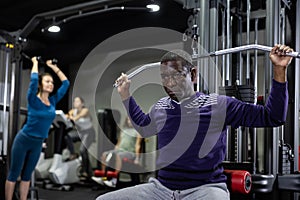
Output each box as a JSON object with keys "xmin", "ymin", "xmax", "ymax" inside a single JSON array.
[
  {"xmin": 193, "ymin": 44, "xmax": 300, "ymax": 59},
  {"xmin": 113, "ymin": 44, "xmax": 300, "ymax": 88},
  {"xmin": 113, "ymin": 62, "xmax": 160, "ymax": 88}
]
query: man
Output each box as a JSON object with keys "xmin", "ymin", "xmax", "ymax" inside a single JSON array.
[{"xmin": 96, "ymin": 44, "xmax": 293, "ymax": 200}]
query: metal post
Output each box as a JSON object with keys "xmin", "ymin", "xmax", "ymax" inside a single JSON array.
[
  {"xmin": 199, "ymin": 0, "xmax": 210, "ymax": 93},
  {"xmin": 221, "ymin": 6, "xmax": 226, "ymax": 86},
  {"xmin": 254, "ymin": 19, "xmax": 259, "ymax": 105},
  {"xmin": 252, "ymin": 17, "xmax": 259, "ymax": 174},
  {"xmin": 226, "ymin": 0, "xmax": 231, "ymax": 86},
  {"xmin": 7, "ymin": 43, "xmax": 22, "ymax": 168},
  {"xmin": 220, "ymin": 1, "xmax": 230, "ymax": 161},
  {"xmin": 238, "ymin": 1, "xmax": 243, "ymax": 85},
  {"xmin": 246, "ymin": 0, "xmax": 251, "ymax": 85},
  {"xmin": 209, "ymin": 0, "xmax": 219, "ymax": 93},
  {"xmin": 2, "ymin": 50, "xmax": 10, "ymax": 157},
  {"xmin": 293, "ymin": 0, "xmax": 300, "ymax": 173},
  {"xmin": 265, "ymin": 0, "xmax": 280, "ymax": 176},
  {"xmin": 280, "ymin": 6, "xmax": 286, "ymax": 44}
]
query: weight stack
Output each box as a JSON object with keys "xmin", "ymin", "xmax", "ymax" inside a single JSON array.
[
  {"xmin": 279, "ymin": 144, "xmax": 292, "ymax": 175},
  {"xmin": 219, "ymin": 85, "xmax": 255, "ymax": 103}
]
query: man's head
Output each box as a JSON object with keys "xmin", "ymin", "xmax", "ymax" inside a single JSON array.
[{"xmin": 160, "ymin": 50, "xmax": 196, "ymax": 102}]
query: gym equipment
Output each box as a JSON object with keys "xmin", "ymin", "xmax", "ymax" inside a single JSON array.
[
  {"xmin": 219, "ymin": 85, "xmax": 255, "ymax": 103},
  {"xmin": 224, "ymin": 169, "xmax": 252, "ymax": 194},
  {"xmin": 35, "ymin": 144, "xmax": 53, "ymax": 179},
  {"xmin": 29, "ymin": 172, "xmax": 39, "ymax": 200},
  {"xmin": 35, "ymin": 110, "xmax": 73, "ymax": 180},
  {"xmin": 95, "ymin": 109, "xmax": 147, "ymax": 188},
  {"xmin": 113, "ymin": 62, "xmax": 160, "ymax": 87},
  {"xmin": 47, "ymin": 110, "xmax": 81, "ymax": 186},
  {"xmin": 94, "ymin": 162, "xmax": 252, "ymax": 193},
  {"xmin": 0, "ymin": 42, "xmax": 10, "ymax": 199},
  {"xmin": 112, "ymin": 44, "xmax": 300, "ymax": 88},
  {"xmin": 193, "ymin": 44, "xmax": 300, "ymax": 59},
  {"xmin": 97, "ymin": 108, "xmax": 120, "ymax": 168},
  {"xmin": 21, "ymin": 52, "xmax": 58, "ymax": 65},
  {"xmin": 93, "ymin": 152, "xmax": 144, "ymax": 188}
]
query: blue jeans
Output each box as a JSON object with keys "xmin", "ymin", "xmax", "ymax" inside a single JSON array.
[{"xmin": 95, "ymin": 177, "xmax": 230, "ymax": 200}]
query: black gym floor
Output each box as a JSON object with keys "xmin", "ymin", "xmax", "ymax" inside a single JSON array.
[
  {"xmin": 28, "ymin": 182, "xmax": 110, "ymax": 200},
  {"xmin": 32, "ymin": 179, "xmax": 134, "ymax": 200}
]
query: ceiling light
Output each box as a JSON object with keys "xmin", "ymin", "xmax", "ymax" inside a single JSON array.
[
  {"xmin": 146, "ymin": 4, "xmax": 160, "ymax": 12},
  {"xmin": 47, "ymin": 25, "xmax": 61, "ymax": 33}
]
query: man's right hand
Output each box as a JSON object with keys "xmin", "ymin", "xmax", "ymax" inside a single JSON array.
[
  {"xmin": 269, "ymin": 44, "xmax": 293, "ymax": 83},
  {"xmin": 116, "ymin": 73, "xmax": 131, "ymax": 101}
]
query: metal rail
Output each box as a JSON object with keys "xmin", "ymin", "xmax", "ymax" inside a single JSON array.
[
  {"xmin": 113, "ymin": 44, "xmax": 300, "ymax": 88},
  {"xmin": 113, "ymin": 62, "xmax": 160, "ymax": 87},
  {"xmin": 193, "ymin": 44, "xmax": 300, "ymax": 59}
]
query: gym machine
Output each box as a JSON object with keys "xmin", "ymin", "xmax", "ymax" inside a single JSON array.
[
  {"xmin": 0, "ymin": 37, "xmax": 24, "ymax": 200},
  {"xmin": 41, "ymin": 110, "xmax": 81, "ymax": 191},
  {"xmin": 113, "ymin": 44, "xmax": 300, "ymax": 88},
  {"xmin": 112, "ymin": 0, "xmax": 300, "ymax": 199}
]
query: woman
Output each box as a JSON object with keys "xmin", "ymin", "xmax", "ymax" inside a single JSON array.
[
  {"xmin": 92, "ymin": 116, "xmax": 142, "ymax": 188},
  {"xmin": 65, "ymin": 96, "xmax": 96, "ymax": 179},
  {"xmin": 5, "ymin": 57, "xmax": 69, "ymax": 200}
]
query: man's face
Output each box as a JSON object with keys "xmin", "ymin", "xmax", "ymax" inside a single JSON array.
[{"xmin": 160, "ymin": 60, "xmax": 195, "ymax": 102}]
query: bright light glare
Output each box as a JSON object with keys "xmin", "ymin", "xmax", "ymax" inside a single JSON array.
[
  {"xmin": 48, "ymin": 25, "xmax": 61, "ymax": 33},
  {"xmin": 146, "ymin": 4, "xmax": 160, "ymax": 12}
]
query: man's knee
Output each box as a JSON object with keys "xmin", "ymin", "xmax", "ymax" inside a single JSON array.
[{"xmin": 202, "ymin": 183, "xmax": 230, "ymax": 200}]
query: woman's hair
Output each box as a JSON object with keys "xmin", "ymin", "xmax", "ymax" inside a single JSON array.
[
  {"xmin": 74, "ymin": 96, "xmax": 85, "ymax": 107},
  {"xmin": 37, "ymin": 72, "xmax": 53, "ymax": 94}
]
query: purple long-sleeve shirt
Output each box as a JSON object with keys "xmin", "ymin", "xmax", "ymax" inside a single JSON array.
[{"xmin": 123, "ymin": 79, "xmax": 288, "ymax": 190}]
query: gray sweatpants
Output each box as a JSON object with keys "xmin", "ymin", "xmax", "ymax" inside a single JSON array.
[{"xmin": 95, "ymin": 177, "xmax": 230, "ymax": 200}]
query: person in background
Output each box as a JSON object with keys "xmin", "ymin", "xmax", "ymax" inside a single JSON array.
[
  {"xmin": 65, "ymin": 96, "xmax": 96, "ymax": 179},
  {"xmin": 5, "ymin": 57, "xmax": 69, "ymax": 200},
  {"xmin": 96, "ymin": 44, "xmax": 293, "ymax": 200},
  {"xmin": 92, "ymin": 116, "xmax": 142, "ymax": 188}
]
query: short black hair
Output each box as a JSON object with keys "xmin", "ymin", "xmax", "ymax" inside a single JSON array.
[{"xmin": 160, "ymin": 49, "xmax": 193, "ymax": 71}]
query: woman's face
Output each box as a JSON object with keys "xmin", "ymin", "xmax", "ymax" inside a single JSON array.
[
  {"xmin": 41, "ymin": 75, "xmax": 54, "ymax": 93},
  {"xmin": 73, "ymin": 97, "xmax": 83, "ymax": 109}
]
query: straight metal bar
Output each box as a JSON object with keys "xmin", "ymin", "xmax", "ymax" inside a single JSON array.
[
  {"xmin": 221, "ymin": 7, "xmax": 226, "ymax": 86},
  {"xmin": 293, "ymin": 0, "xmax": 300, "ymax": 172},
  {"xmin": 225, "ymin": 0, "xmax": 231, "ymax": 85},
  {"xmin": 246, "ymin": 0, "xmax": 251, "ymax": 83},
  {"xmin": 2, "ymin": 51, "xmax": 9, "ymax": 156},
  {"xmin": 113, "ymin": 44, "xmax": 300, "ymax": 88},
  {"xmin": 194, "ymin": 44, "xmax": 300, "ymax": 59}
]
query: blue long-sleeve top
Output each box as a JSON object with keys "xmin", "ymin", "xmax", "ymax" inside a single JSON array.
[
  {"xmin": 22, "ymin": 73, "xmax": 70, "ymax": 139},
  {"xmin": 123, "ymin": 79, "xmax": 288, "ymax": 190}
]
